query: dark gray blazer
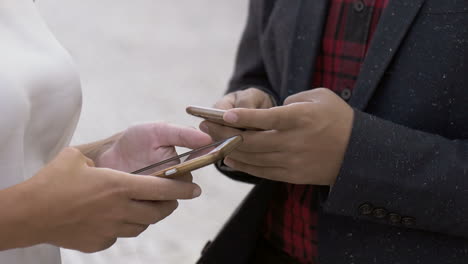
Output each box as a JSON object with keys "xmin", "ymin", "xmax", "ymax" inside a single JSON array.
[{"xmin": 197, "ymin": 0, "xmax": 468, "ymax": 263}]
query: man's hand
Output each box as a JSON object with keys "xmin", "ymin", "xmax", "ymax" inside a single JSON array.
[
  {"xmin": 96, "ymin": 123, "xmax": 212, "ymax": 175},
  {"xmin": 199, "ymin": 87, "xmax": 274, "ymax": 137},
  {"xmin": 201, "ymin": 88, "xmax": 354, "ymax": 186}
]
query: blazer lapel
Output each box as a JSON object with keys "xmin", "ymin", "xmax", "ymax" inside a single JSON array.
[
  {"xmin": 281, "ymin": 0, "xmax": 329, "ymax": 102},
  {"xmin": 349, "ymin": 0, "xmax": 426, "ymax": 110}
]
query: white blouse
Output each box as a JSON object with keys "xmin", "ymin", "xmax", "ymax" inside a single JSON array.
[{"xmin": 0, "ymin": 1, "xmax": 82, "ymax": 263}]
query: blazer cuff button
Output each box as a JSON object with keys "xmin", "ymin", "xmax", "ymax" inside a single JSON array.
[
  {"xmin": 359, "ymin": 203, "xmax": 374, "ymax": 215},
  {"xmin": 402, "ymin": 217, "xmax": 416, "ymax": 227},
  {"xmin": 388, "ymin": 213, "xmax": 402, "ymax": 224}
]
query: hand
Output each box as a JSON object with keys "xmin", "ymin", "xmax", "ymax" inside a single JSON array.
[
  {"xmin": 18, "ymin": 148, "xmax": 201, "ymax": 253},
  {"xmin": 199, "ymin": 87, "xmax": 274, "ymax": 138},
  {"xmin": 201, "ymin": 88, "xmax": 354, "ymax": 186},
  {"xmin": 213, "ymin": 87, "xmax": 275, "ymax": 110},
  {"xmin": 96, "ymin": 123, "xmax": 212, "ymax": 174}
]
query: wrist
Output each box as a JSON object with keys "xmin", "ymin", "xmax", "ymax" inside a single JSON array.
[{"xmin": 0, "ymin": 180, "xmax": 47, "ymax": 249}]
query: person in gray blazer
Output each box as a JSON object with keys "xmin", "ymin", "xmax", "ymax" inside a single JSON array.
[{"xmin": 197, "ymin": 0, "xmax": 468, "ymax": 263}]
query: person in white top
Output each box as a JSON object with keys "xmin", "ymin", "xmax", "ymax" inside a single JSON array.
[{"xmin": 0, "ymin": 0, "xmax": 212, "ymax": 263}]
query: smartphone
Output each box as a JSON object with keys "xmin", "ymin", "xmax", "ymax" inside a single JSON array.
[
  {"xmin": 131, "ymin": 135, "xmax": 243, "ymax": 178},
  {"xmin": 186, "ymin": 105, "xmax": 262, "ymax": 130}
]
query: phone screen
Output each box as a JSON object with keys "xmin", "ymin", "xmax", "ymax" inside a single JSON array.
[{"xmin": 131, "ymin": 138, "xmax": 232, "ymax": 175}]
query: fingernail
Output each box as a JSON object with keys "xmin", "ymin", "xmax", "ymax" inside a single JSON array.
[
  {"xmin": 224, "ymin": 112, "xmax": 238, "ymax": 123},
  {"xmin": 199, "ymin": 123, "xmax": 209, "ymax": 133},
  {"xmin": 193, "ymin": 186, "xmax": 202, "ymax": 198}
]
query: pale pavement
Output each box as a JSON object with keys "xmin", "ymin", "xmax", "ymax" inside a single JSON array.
[{"xmin": 36, "ymin": 1, "xmax": 252, "ymax": 263}]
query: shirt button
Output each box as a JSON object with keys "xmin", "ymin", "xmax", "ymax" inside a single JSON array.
[
  {"xmin": 372, "ymin": 208, "xmax": 388, "ymax": 219},
  {"xmin": 340, "ymin": 88, "xmax": 352, "ymax": 101},
  {"xmin": 402, "ymin": 217, "xmax": 416, "ymax": 227},
  {"xmin": 354, "ymin": 0, "xmax": 366, "ymax": 13},
  {"xmin": 388, "ymin": 213, "xmax": 402, "ymax": 224},
  {"xmin": 359, "ymin": 203, "xmax": 373, "ymax": 215}
]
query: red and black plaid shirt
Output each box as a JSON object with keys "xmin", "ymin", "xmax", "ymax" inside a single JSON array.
[{"xmin": 263, "ymin": 0, "xmax": 389, "ymax": 263}]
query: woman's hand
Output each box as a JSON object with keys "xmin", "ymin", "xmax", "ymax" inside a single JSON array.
[
  {"xmin": 5, "ymin": 147, "xmax": 202, "ymax": 253},
  {"xmin": 96, "ymin": 123, "xmax": 212, "ymax": 174},
  {"xmin": 200, "ymin": 88, "xmax": 354, "ymax": 186}
]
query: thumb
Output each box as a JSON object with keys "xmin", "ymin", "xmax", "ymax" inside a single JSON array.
[{"xmin": 223, "ymin": 106, "xmax": 297, "ymax": 131}]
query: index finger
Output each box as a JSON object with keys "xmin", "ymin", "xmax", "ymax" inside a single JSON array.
[
  {"xmin": 213, "ymin": 93, "xmax": 236, "ymax": 110},
  {"xmin": 154, "ymin": 123, "xmax": 213, "ymax": 149}
]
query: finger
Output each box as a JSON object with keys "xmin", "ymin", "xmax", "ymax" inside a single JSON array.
[
  {"xmin": 201, "ymin": 122, "xmax": 283, "ymax": 153},
  {"xmin": 116, "ymin": 223, "xmax": 149, "ymax": 238},
  {"xmin": 236, "ymin": 88, "xmax": 273, "ymax": 109},
  {"xmin": 84, "ymin": 156, "xmax": 95, "ymax": 167},
  {"xmin": 125, "ymin": 200, "xmax": 178, "ymax": 225},
  {"xmin": 235, "ymin": 130, "xmax": 285, "ymax": 152},
  {"xmin": 58, "ymin": 147, "xmax": 92, "ymax": 167},
  {"xmin": 199, "ymin": 121, "xmax": 243, "ymax": 141},
  {"xmin": 172, "ymin": 173, "xmax": 193, "ymax": 183},
  {"xmin": 223, "ymin": 157, "xmax": 286, "ymax": 182},
  {"xmin": 142, "ymin": 146, "xmax": 180, "ymax": 173},
  {"xmin": 97, "ymin": 238, "xmax": 117, "ymax": 252},
  {"xmin": 223, "ymin": 105, "xmax": 301, "ymax": 131},
  {"xmin": 227, "ymin": 150, "xmax": 284, "ymax": 167},
  {"xmin": 123, "ymin": 174, "xmax": 202, "ymax": 201},
  {"xmin": 234, "ymin": 89, "xmax": 261, "ymax": 108},
  {"xmin": 213, "ymin": 93, "xmax": 236, "ymax": 110},
  {"xmin": 154, "ymin": 123, "xmax": 212, "ymax": 149}
]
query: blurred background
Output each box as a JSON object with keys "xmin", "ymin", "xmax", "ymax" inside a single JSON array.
[{"xmin": 36, "ymin": 0, "xmax": 252, "ymax": 263}]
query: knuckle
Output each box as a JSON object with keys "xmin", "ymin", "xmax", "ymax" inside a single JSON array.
[
  {"xmin": 106, "ymin": 176, "xmax": 127, "ymax": 196},
  {"xmin": 102, "ymin": 225, "xmax": 120, "ymax": 238},
  {"xmin": 283, "ymin": 96, "xmax": 294, "ymax": 105},
  {"xmin": 134, "ymin": 225, "xmax": 149, "ymax": 236},
  {"xmin": 98, "ymin": 238, "xmax": 117, "ymax": 251},
  {"xmin": 79, "ymin": 244, "xmax": 99, "ymax": 253},
  {"xmin": 62, "ymin": 147, "xmax": 82, "ymax": 159},
  {"xmin": 245, "ymin": 87, "xmax": 257, "ymax": 93},
  {"xmin": 81, "ymin": 237, "xmax": 116, "ymax": 253},
  {"xmin": 236, "ymin": 96, "xmax": 250, "ymax": 108},
  {"xmin": 152, "ymin": 121, "xmax": 169, "ymax": 133},
  {"xmin": 151, "ymin": 201, "xmax": 178, "ymax": 223},
  {"xmin": 149, "ymin": 202, "xmax": 177, "ymax": 224},
  {"xmin": 149, "ymin": 215, "xmax": 162, "ymax": 225},
  {"xmin": 85, "ymin": 157, "xmax": 95, "ymax": 167},
  {"xmin": 169, "ymin": 200, "xmax": 179, "ymax": 211},
  {"xmin": 313, "ymin": 87, "xmax": 330, "ymax": 95}
]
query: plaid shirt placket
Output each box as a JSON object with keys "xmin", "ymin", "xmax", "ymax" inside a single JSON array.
[{"xmin": 263, "ymin": 0, "xmax": 389, "ymax": 263}]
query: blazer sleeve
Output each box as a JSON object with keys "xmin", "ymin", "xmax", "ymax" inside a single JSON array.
[
  {"xmin": 226, "ymin": 0, "xmax": 278, "ymax": 102},
  {"xmin": 216, "ymin": 0, "xmax": 278, "ymax": 184},
  {"xmin": 323, "ymin": 110, "xmax": 468, "ymax": 238}
]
